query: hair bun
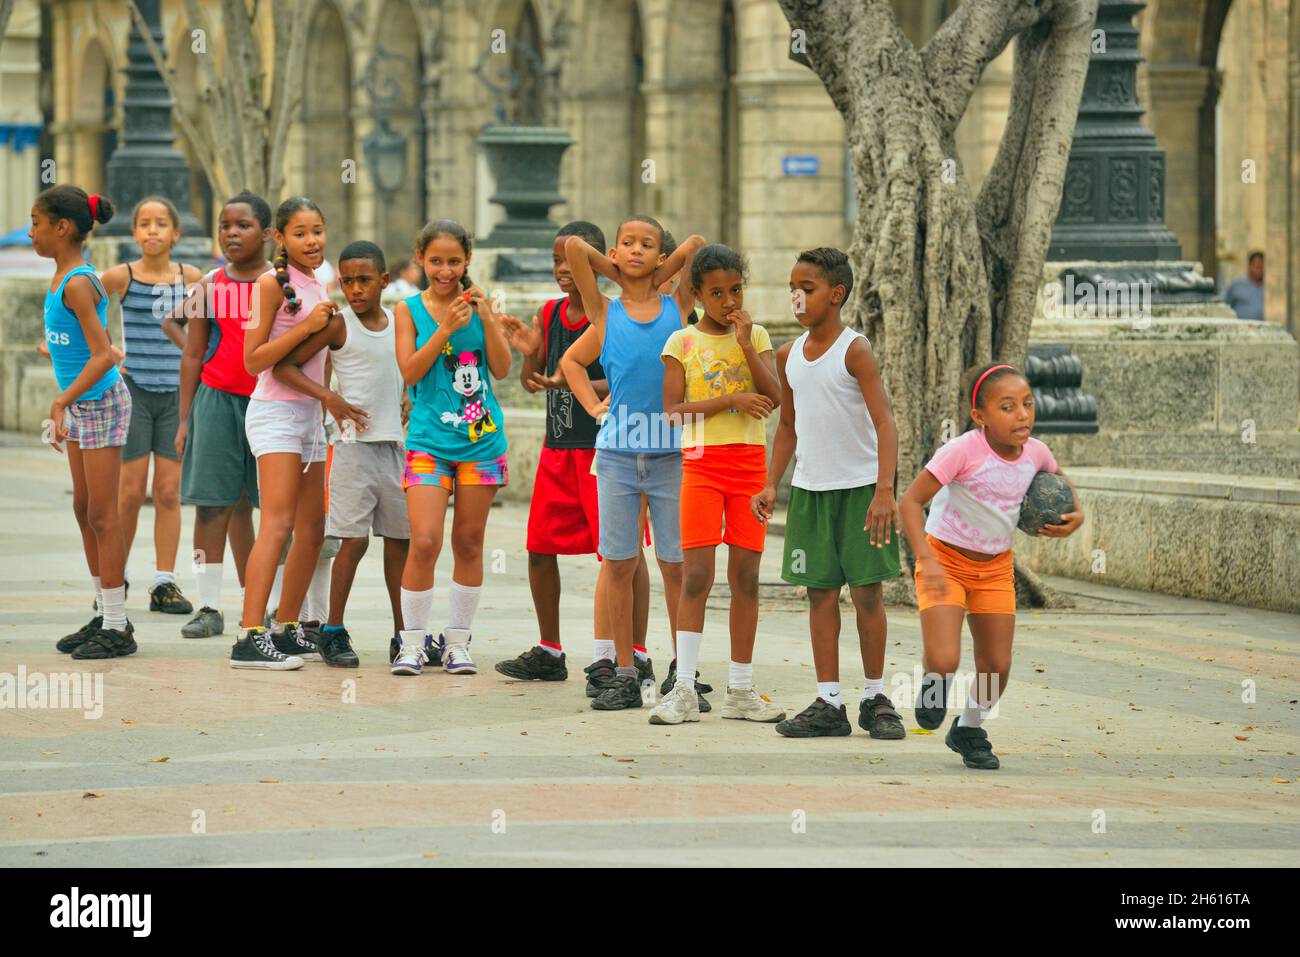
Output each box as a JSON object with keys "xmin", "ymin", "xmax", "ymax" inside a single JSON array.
[{"xmin": 88, "ymin": 193, "xmax": 115, "ymax": 225}]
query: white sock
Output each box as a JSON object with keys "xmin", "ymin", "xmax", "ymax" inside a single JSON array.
[
  {"xmin": 633, "ymin": 647, "xmax": 650, "ymax": 662},
  {"xmin": 197, "ymin": 563, "xmax": 223, "ymax": 610},
  {"xmin": 398, "ymin": 627, "xmax": 424, "ymax": 652},
  {"xmin": 817, "ymin": 682, "xmax": 842, "ymax": 708},
  {"xmin": 674, "ymin": 630, "xmax": 702, "ymax": 691},
  {"xmin": 91, "ymin": 576, "xmax": 102, "ymax": 614},
  {"xmin": 400, "ymin": 586, "xmax": 434, "ymax": 634},
  {"xmin": 446, "ymin": 580, "xmax": 482, "ymax": 631},
  {"xmin": 539, "ymin": 644, "xmax": 563, "ymax": 657},
  {"xmin": 101, "ymin": 585, "xmax": 127, "ymax": 632},
  {"xmin": 268, "ymin": 565, "xmax": 285, "ymax": 616},
  {"xmin": 958, "ymin": 690, "xmax": 986, "ymax": 728},
  {"xmin": 123, "ymin": 562, "xmax": 131, "ymax": 586},
  {"xmin": 152, "ymin": 570, "xmax": 176, "ymax": 588},
  {"xmin": 728, "ymin": 660, "xmax": 754, "ymax": 691},
  {"xmin": 592, "ymin": 638, "xmax": 615, "ymax": 662},
  {"xmin": 306, "ymin": 555, "xmax": 331, "ymax": 621},
  {"xmin": 862, "ymin": 676, "xmax": 885, "ymax": 701}
]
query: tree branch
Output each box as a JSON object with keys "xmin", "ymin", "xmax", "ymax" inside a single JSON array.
[{"xmin": 266, "ymin": 0, "xmax": 311, "ymax": 199}]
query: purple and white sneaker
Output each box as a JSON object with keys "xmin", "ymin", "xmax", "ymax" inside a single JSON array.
[
  {"xmin": 441, "ymin": 628, "xmax": 476, "ymax": 675},
  {"xmin": 391, "ymin": 629, "xmax": 428, "ymax": 676}
]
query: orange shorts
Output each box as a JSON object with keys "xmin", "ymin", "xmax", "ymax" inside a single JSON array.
[
  {"xmin": 915, "ymin": 535, "xmax": 1015, "ymax": 615},
  {"xmin": 679, "ymin": 443, "xmax": 767, "ymax": 553}
]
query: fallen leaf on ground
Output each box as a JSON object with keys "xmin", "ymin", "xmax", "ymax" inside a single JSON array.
[
  {"xmin": 908, "ymin": 728, "xmax": 933, "ymax": 735},
  {"xmin": 82, "ymin": 792, "xmax": 104, "ymax": 799},
  {"xmin": 259, "ymin": 779, "xmax": 279, "ymax": 784},
  {"xmin": 149, "ymin": 756, "xmax": 169, "ymax": 763}
]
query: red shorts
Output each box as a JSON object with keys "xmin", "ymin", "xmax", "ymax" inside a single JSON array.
[
  {"xmin": 527, "ymin": 446, "xmax": 600, "ymax": 555},
  {"xmin": 679, "ymin": 443, "xmax": 767, "ymax": 553}
]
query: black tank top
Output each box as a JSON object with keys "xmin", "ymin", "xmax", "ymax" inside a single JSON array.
[{"xmin": 543, "ymin": 297, "xmax": 605, "ymax": 450}]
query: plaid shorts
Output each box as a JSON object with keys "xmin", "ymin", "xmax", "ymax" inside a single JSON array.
[
  {"xmin": 403, "ymin": 450, "xmax": 509, "ymax": 492},
  {"xmin": 66, "ymin": 378, "xmax": 132, "ymax": 450}
]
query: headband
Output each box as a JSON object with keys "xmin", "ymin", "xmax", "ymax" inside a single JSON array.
[
  {"xmin": 87, "ymin": 194, "xmax": 101, "ymax": 221},
  {"xmin": 971, "ymin": 364, "xmax": 1015, "ymax": 408}
]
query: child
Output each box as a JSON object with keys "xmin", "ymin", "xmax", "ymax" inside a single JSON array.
[
  {"xmin": 231, "ymin": 196, "xmax": 344, "ymax": 670},
  {"xmin": 382, "ymin": 256, "xmax": 422, "ymax": 304},
  {"xmin": 274, "ymin": 240, "xmax": 408, "ymax": 667},
  {"xmin": 751, "ymin": 248, "xmax": 905, "ymax": 738},
  {"xmin": 391, "ymin": 220, "xmax": 512, "ymax": 676},
  {"xmin": 100, "ymin": 196, "xmax": 202, "ymax": 616},
  {"xmin": 558, "ymin": 215, "xmax": 704, "ymax": 711},
  {"xmin": 167, "ymin": 192, "xmax": 272, "ymax": 640},
  {"xmin": 899, "ymin": 364, "xmax": 1082, "ymax": 769},
  {"xmin": 653, "ymin": 243, "xmax": 786, "ymax": 725},
  {"xmin": 33, "ymin": 186, "xmax": 134, "ymax": 658}
]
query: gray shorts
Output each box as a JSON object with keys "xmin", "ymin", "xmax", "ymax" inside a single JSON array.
[
  {"xmin": 122, "ymin": 374, "xmax": 180, "ymax": 462},
  {"xmin": 327, "ymin": 440, "xmax": 409, "ymax": 539},
  {"xmin": 181, "ymin": 383, "xmax": 259, "ymax": 508}
]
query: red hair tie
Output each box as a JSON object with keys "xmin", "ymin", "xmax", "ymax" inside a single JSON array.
[
  {"xmin": 87, "ymin": 194, "xmax": 101, "ymax": 221},
  {"xmin": 971, "ymin": 364, "xmax": 1014, "ymax": 408}
]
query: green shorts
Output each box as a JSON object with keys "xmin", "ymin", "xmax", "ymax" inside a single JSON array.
[
  {"xmin": 181, "ymin": 383, "xmax": 259, "ymax": 508},
  {"xmin": 781, "ymin": 484, "xmax": 901, "ymax": 589}
]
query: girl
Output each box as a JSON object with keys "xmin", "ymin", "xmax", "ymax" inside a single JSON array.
[
  {"xmin": 100, "ymin": 197, "xmax": 202, "ymax": 616},
  {"xmin": 33, "ymin": 186, "xmax": 134, "ymax": 659},
  {"xmin": 653, "ymin": 243, "xmax": 785, "ymax": 725},
  {"xmin": 899, "ymin": 364, "xmax": 1083, "ymax": 769},
  {"xmin": 391, "ymin": 220, "xmax": 512, "ymax": 676},
  {"xmin": 166, "ymin": 192, "xmax": 273, "ymax": 641},
  {"xmin": 231, "ymin": 196, "xmax": 342, "ymax": 670}
]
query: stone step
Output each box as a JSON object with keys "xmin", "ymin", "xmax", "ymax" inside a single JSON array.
[{"xmin": 1046, "ymin": 431, "xmax": 1300, "ymax": 479}]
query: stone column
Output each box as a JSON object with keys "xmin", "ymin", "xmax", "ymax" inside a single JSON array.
[{"xmin": 1144, "ymin": 64, "xmax": 1217, "ymax": 269}]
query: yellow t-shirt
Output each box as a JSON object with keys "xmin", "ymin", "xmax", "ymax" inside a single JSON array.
[{"xmin": 661, "ymin": 323, "xmax": 773, "ymax": 448}]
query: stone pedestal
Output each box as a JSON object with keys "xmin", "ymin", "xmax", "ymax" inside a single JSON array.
[{"xmin": 476, "ymin": 125, "xmax": 574, "ymax": 249}]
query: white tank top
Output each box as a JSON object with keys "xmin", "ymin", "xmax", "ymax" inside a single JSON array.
[
  {"xmin": 785, "ymin": 326, "xmax": 879, "ymax": 491},
  {"xmin": 330, "ymin": 306, "xmax": 404, "ymax": 444}
]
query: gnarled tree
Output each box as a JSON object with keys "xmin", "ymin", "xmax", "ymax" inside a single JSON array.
[{"xmin": 778, "ymin": 0, "xmax": 1099, "ymax": 604}]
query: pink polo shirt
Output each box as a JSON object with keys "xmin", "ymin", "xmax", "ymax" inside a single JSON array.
[{"xmin": 251, "ymin": 262, "xmax": 328, "ymax": 402}]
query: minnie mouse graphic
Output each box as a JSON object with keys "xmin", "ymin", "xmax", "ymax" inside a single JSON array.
[{"xmin": 440, "ymin": 349, "xmax": 499, "ymax": 443}]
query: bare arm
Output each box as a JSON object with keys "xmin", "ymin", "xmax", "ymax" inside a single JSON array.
[
  {"xmin": 243, "ymin": 272, "xmax": 334, "ymax": 375},
  {"xmin": 396, "ymin": 298, "xmax": 458, "ymax": 386},
  {"xmin": 564, "ymin": 235, "xmax": 609, "ymax": 329},
  {"xmin": 751, "ymin": 343, "xmax": 796, "ymax": 523},
  {"xmin": 662, "ymin": 355, "xmax": 772, "ymax": 422},
  {"xmin": 558, "ymin": 324, "xmax": 607, "ymax": 419},
  {"xmin": 48, "ymin": 277, "xmax": 116, "ymax": 450},
  {"xmin": 272, "ymin": 314, "xmax": 346, "ymax": 401},
  {"xmin": 846, "ymin": 337, "xmax": 900, "ymax": 544},
  {"xmin": 658, "ymin": 234, "xmax": 706, "ymax": 319},
  {"xmin": 467, "ymin": 286, "xmax": 511, "ymax": 381},
  {"xmin": 161, "ymin": 263, "xmax": 204, "ymax": 350},
  {"xmin": 899, "ymin": 468, "xmax": 947, "ymax": 593}
]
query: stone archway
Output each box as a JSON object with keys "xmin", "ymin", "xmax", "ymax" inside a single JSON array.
[
  {"xmin": 71, "ymin": 37, "xmax": 114, "ymax": 194},
  {"xmin": 300, "ymin": 1, "xmax": 355, "ymax": 262},
  {"xmin": 373, "ymin": 0, "xmax": 428, "ymax": 264}
]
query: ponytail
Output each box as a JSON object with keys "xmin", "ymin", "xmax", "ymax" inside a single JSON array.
[
  {"xmin": 35, "ymin": 185, "xmax": 115, "ymax": 242},
  {"xmin": 273, "ymin": 245, "xmax": 301, "ymax": 314}
]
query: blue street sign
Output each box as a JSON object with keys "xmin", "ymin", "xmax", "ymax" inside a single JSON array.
[{"xmin": 782, "ymin": 155, "xmax": 820, "ymax": 176}]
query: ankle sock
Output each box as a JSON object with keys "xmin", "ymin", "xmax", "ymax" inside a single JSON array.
[
  {"xmin": 592, "ymin": 638, "xmax": 615, "ymax": 662},
  {"xmin": 632, "ymin": 644, "xmax": 649, "ymax": 662},
  {"xmin": 674, "ymin": 631, "xmax": 702, "ymax": 691},
  {"xmin": 817, "ymin": 682, "xmax": 842, "ymax": 708},
  {"xmin": 101, "ymin": 585, "xmax": 127, "ymax": 632},
  {"xmin": 862, "ymin": 676, "xmax": 885, "ymax": 700},
  {"xmin": 728, "ymin": 660, "xmax": 753, "ymax": 691},
  {"xmin": 197, "ymin": 562, "xmax": 223, "ymax": 610},
  {"xmin": 539, "ymin": 640, "xmax": 563, "ymax": 657},
  {"xmin": 447, "ymin": 580, "xmax": 481, "ymax": 632},
  {"xmin": 400, "ymin": 586, "xmax": 434, "ymax": 634}
]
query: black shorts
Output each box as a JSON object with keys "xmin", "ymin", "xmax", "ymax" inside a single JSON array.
[{"xmin": 122, "ymin": 374, "xmax": 180, "ymax": 463}]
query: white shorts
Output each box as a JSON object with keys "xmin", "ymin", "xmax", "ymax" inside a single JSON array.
[{"xmin": 244, "ymin": 397, "xmax": 327, "ymax": 463}]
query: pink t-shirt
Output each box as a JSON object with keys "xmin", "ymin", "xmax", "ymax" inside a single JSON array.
[
  {"xmin": 923, "ymin": 429, "xmax": 1059, "ymax": 555},
  {"xmin": 251, "ymin": 262, "xmax": 328, "ymax": 402}
]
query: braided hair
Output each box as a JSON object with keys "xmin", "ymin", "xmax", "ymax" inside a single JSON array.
[
  {"xmin": 414, "ymin": 219, "xmax": 473, "ymax": 290},
  {"xmin": 273, "ymin": 196, "xmax": 324, "ymax": 314}
]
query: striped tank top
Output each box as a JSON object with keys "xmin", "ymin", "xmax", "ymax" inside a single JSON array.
[{"xmin": 121, "ymin": 262, "xmax": 185, "ymax": 392}]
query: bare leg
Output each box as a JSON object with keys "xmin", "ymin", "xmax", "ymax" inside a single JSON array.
[
  {"xmin": 528, "ymin": 552, "xmax": 561, "ymax": 646},
  {"xmin": 726, "ymin": 545, "xmax": 762, "ymax": 664},
  {"xmin": 274, "ymin": 461, "xmax": 327, "ymax": 623},
  {"xmin": 117, "ymin": 455, "xmax": 149, "ymax": 570},
  {"xmin": 67, "ymin": 443, "xmax": 98, "ymax": 577},
  {"xmin": 81, "ymin": 445, "xmax": 127, "ymax": 588},
  {"xmin": 382, "ymin": 536, "xmax": 408, "ymax": 635},
  {"xmin": 848, "ymin": 581, "xmax": 886, "ymax": 682},
  {"xmin": 229, "ymin": 499, "xmax": 255, "ymax": 586},
  {"xmin": 807, "ymin": 586, "xmax": 841, "ymax": 682},
  {"xmin": 240, "ymin": 453, "xmax": 306, "ymax": 628},
  {"xmin": 150, "ymin": 455, "xmax": 182, "ymax": 574},
  {"xmin": 327, "ymin": 536, "xmax": 369, "ymax": 627}
]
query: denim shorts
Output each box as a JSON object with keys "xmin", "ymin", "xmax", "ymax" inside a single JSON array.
[{"xmin": 594, "ymin": 449, "xmax": 683, "ymax": 562}]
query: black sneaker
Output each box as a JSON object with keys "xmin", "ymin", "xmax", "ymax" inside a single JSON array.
[
  {"xmin": 775, "ymin": 698, "xmax": 852, "ymax": 738},
  {"xmin": 229, "ymin": 629, "xmax": 305, "ymax": 670},
  {"xmin": 148, "ymin": 581, "xmax": 193, "ymax": 615},
  {"xmin": 318, "ymin": 626, "xmax": 359, "ymax": 668},
  {"xmin": 660, "ymin": 657, "xmax": 713, "ymax": 713},
  {"xmin": 634, "ymin": 654, "xmax": 655, "ymax": 687},
  {"xmin": 591, "ymin": 673, "xmax": 643, "ymax": 710},
  {"xmin": 584, "ymin": 658, "xmax": 617, "ymax": 698},
  {"xmin": 71, "ymin": 622, "xmax": 138, "ymax": 659},
  {"xmin": 300, "ymin": 619, "xmax": 324, "ymax": 644},
  {"xmin": 915, "ymin": 673, "xmax": 949, "ymax": 730},
  {"xmin": 271, "ymin": 622, "xmax": 321, "ymax": 662},
  {"xmin": 495, "ymin": 646, "xmax": 568, "ymax": 681},
  {"xmin": 57, "ymin": 615, "xmax": 102, "ymax": 653},
  {"xmin": 859, "ymin": 693, "xmax": 906, "ymax": 739},
  {"xmin": 945, "ymin": 717, "xmax": 1000, "ymax": 769}
]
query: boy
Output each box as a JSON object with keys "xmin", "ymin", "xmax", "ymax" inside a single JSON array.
[
  {"xmin": 272, "ymin": 241, "xmax": 410, "ymax": 667},
  {"xmin": 751, "ymin": 247, "xmax": 907, "ymax": 738},
  {"xmin": 560, "ymin": 216, "xmax": 705, "ymax": 710}
]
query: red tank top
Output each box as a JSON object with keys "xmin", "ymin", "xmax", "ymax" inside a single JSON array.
[{"xmin": 200, "ymin": 267, "xmax": 260, "ymax": 396}]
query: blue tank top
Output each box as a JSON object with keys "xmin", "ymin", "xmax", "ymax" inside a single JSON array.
[
  {"xmin": 44, "ymin": 264, "xmax": 119, "ymax": 401},
  {"xmin": 121, "ymin": 263, "xmax": 185, "ymax": 391},
  {"xmin": 596, "ymin": 294, "xmax": 682, "ymax": 452},
  {"xmin": 404, "ymin": 293, "xmax": 507, "ymax": 462}
]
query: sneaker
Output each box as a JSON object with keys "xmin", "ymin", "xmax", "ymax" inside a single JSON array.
[
  {"xmin": 591, "ymin": 673, "xmax": 643, "ymax": 711},
  {"xmin": 57, "ymin": 615, "xmax": 102, "ymax": 653},
  {"xmin": 494, "ymin": 646, "xmax": 568, "ymax": 681},
  {"xmin": 389, "ymin": 634, "xmax": 401, "ymax": 663},
  {"xmin": 634, "ymin": 654, "xmax": 655, "ymax": 687},
  {"xmin": 945, "ymin": 717, "xmax": 1000, "ymax": 770},
  {"xmin": 229, "ymin": 628, "xmax": 304, "ymax": 670},
  {"xmin": 391, "ymin": 641, "xmax": 428, "ymax": 676},
  {"xmin": 300, "ymin": 619, "xmax": 324, "ymax": 645},
  {"xmin": 648, "ymin": 684, "xmax": 701, "ymax": 725},
  {"xmin": 318, "ymin": 626, "xmax": 359, "ymax": 668},
  {"xmin": 660, "ymin": 657, "xmax": 713, "ymax": 713},
  {"xmin": 71, "ymin": 622, "xmax": 138, "ymax": 659},
  {"xmin": 424, "ymin": 633, "xmax": 442, "ymax": 667},
  {"xmin": 584, "ymin": 658, "xmax": 617, "ymax": 698},
  {"xmin": 915, "ymin": 673, "xmax": 948, "ymax": 730},
  {"xmin": 721, "ymin": 687, "xmax": 786, "ymax": 722},
  {"xmin": 271, "ymin": 622, "xmax": 321, "ymax": 662},
  {"xmin": 775, "ymin": 698, "xmax": 852, "ymax": 738},
  {"xmin": 181, "ymin": 607, "xmax": 224, "ymax": 639},
  {"xmin": 859, "ymin": 693, "xmax": 906, "ymax": 739},
  {"xmin": 441, "ymin": 630, "xmax": 477, "ymax": 675},
  {"xmin": 148, "ymin": 581, "xmax": 193, "ymax": 615}
]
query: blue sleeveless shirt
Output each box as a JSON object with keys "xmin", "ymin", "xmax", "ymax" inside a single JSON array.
[
  {"xmin": 44, "ymin": 265, "xmax": 119, "ymax": 401},
  {"xmin": 596, "ymin": 294, "xmax": 682, "ymax": 453}
]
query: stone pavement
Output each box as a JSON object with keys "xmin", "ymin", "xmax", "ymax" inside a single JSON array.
[{"xmin": 0, "ymin": 438, "xmax": 1296, "ymax": 867}]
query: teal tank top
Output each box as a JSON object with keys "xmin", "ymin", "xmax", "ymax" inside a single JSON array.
[{"xmin": 44, "ymin": 264, "xmax": 119, "ymax": 401}]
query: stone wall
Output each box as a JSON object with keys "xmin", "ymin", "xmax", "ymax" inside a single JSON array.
[{"xmin": 0, "ymin": 279, "xmax": 58, "ymax": 434}]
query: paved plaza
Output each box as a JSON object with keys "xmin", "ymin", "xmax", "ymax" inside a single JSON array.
[{"xmin": 0, "ymin": 436, "xmax": 1296, "ymax": 867}]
